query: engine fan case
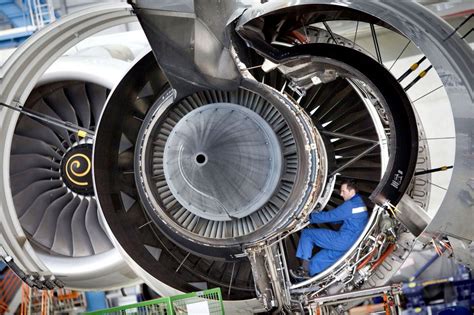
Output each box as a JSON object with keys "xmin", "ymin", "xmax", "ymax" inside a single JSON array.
[
  {"xmin": 29, "ymin": 57, "xmax": 140, "ymax": 289},
  {"xmin": 0, "ymin": 6, "xmax": 141, "ymax": 288}
]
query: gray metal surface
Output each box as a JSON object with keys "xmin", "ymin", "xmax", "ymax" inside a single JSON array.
[
  {"xmin": 396, "ymin": 194, "xmax": 431, "ymax": 238},
  {"xmin": 130, "ymin": 0, "xmax": 243, "ymax": 98},
  {"xmin": 448, "ymin": 236, "xmax": 474, "ymax": 269},
  {"xmin": 163, "ymin": 103, "xmax": 282, "ymax": 221},
  {"xmin": 237, "ymin": 0, "xmax": 474, "ymax": 242},
  {"xmin": 92, "ymin": 52, "xmax": 264, "ymax": 303},
  {"xmin": 309, "ymin": 284, "xmax": 394, "ymax": 304},
  {"xmin": 0, "ymin": 3, "xmax": 139, "ymax": 290},
  {"xmin": 232, "ymin": 1, "xmax": 472, "ymax": 308},
  {"xmin": 0, "ymin": 0, "xmax": 470, "ymax": 310},
  {"xmin": 135, "ymin": 82, "xmax": 326, "ymax": 248}
]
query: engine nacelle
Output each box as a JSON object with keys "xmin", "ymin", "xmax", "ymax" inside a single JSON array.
[{"xmin": 0, "ymin": 1, "xmax": 472, "ymax": 313}]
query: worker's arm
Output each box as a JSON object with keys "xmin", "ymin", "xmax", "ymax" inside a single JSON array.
[{"xmin": 309, "ymin": 201, "xmax": 352, "ymax": 224}]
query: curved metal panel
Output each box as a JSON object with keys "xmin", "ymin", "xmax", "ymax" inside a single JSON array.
[{"xmin": 237, "ymin": 0, "xmax": 474, "ymax": 241}]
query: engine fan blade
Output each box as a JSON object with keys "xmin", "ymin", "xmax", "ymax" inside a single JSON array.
[
  {"xmin": 32, "ymin": 99, "xmax": 72, "ymax": 147},
  {"xmin": 14, "ymin": 180, "xmax": 64, "ymax": 217},
  {"xmin": 15, "ymin": 117, "xmax": 66, "ymax": 153},
  {"xmin": 10, "ymin": 154, "xmax": 59, "ymax": 175},
  {"xmin": 11, "ymin": 135, "xmax": 63, "ymax": 160},
  {"xmin": 86, "ymin": 83, "xmax": 107, "ymax": 127},
  {"xmin": 32, "ymin": 193, "xmax": 74, "ymax": 249},
  {"xmin": 85, "ymin": 199, "xmax": 112, "ymax": 254},
  {"xmin": 18, "ymin": 186, "xmax": 67, "ymax": 235},
  {"xmin": 51, "ymin": 196, "xmax": 81, "ymax": 256},
  {"xmin": 10, "ymin": 168, "xmax": 59, "ymax": 195},
  {"xmin": 71, "ymin": 198, "xmax": 95, "ymax": 257},
  {"xmin": 64, "ymin": 83, "xmax": 92, "ymax": 129}
]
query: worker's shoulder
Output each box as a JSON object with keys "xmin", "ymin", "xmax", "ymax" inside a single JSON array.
[{"xmin": 348, "ymin": 194, "xmax": 367, "ymax": 207}]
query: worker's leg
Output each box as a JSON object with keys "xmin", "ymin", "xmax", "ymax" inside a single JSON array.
[
  {"xmin": 308, "ymin": 249, "xmax": 346, "ymax": 276},
  {"xmin": 309, "ymin": 228, "xmax": 357, "ymax": 251},
  {"xmin": 295, "ymin": 228, "xmax": 350, "ymax": 277},
  {"xmin": 298, "ymin": 228, "xmax": 342, "ymax": 251},
  {"xmin": 296, "ymin": 228, "xmax": 341, "ymax": 261},
  {"xmin": 296, "ymin": 229, "xmax": 318, "ymax": 261},
  {"xmin": 292, "ymin": 229, "xmax": 315, "ymax": 278}
]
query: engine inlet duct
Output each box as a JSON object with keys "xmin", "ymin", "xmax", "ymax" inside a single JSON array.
[
  {"xmin": 0, "ymin": 4, "xmax": 141, "ymax": 288},
  {"xmin": 11, "ymin": 81, "xmax": 109, "ymax": 257}
]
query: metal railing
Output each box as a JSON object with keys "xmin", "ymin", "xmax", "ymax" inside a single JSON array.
[
  {"xmin": 24, "ymin": 0, "xmax": 55, "ymax": 30},
  {"xmin": 20, "ymin": 285, "xmax": 86, "ymax": 315},
  {"xmin": 85, "ymin": 288, "xmax": 225, "ymax": 315}
]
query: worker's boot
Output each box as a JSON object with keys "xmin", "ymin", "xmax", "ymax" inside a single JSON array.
[
  {"xmin": 290, "ymin": 260, "xmax": 310, "ymax": 280},
  {"xmin": 302, "ymin": 259, "xmax": 310, "ymax": 274}
]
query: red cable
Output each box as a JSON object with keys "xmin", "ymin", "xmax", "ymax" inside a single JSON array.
[{"xmin": 370, "ymin": 244, "xmax": 397, "ymax": 271}]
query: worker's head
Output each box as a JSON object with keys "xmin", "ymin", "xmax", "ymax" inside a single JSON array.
[{"xmin": 340, "ymin": 179, "xmax": 357, "ymax": 201}]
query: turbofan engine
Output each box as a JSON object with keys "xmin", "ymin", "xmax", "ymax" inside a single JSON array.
[
  {"xmin": 0, "ymin": 1, "xmax": 472, "ymax": 313},
  {"xmin": 0, "ymin": 49, "xmax": 141, "ymax": 289}
]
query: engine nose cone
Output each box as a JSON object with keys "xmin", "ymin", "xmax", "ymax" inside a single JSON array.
[
  {"xmin": 163, "ymin": 103, "xmax": 282, "ymax": 221},
  {"xmin": 60, "ymin": 143, "xmax": 94, "ymax": 195}
]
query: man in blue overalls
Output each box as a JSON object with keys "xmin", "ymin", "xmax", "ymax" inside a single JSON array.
[{"xmin": 291, "ymin": 179, "xmax": 369, "ymax": 279}]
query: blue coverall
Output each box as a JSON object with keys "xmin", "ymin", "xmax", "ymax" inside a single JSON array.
[{"xmin": 296, "ymin": 193, "xmax": 369, "ymax": 276}]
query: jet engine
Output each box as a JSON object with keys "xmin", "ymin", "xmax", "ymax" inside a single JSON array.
[
  {"xmin": 0, "ymin": 47, "xmax": 142, "ymax": 289},
  {"xmin": 0, "ymin": 1, "xmax": 472, "ymax": 313}
]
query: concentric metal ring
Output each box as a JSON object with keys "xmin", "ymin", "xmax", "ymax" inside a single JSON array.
[
  {"xmin": 134, "ymin": 81, "xmax": 326, "ymax": 254},
  {"xmin": 163, "ymin": 103, "xmax": 282, "ymax": 221}
]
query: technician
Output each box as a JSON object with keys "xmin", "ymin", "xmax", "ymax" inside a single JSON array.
[{"xmin": 292, "ymin": 179, "xmax": 369, "ymax": 278}]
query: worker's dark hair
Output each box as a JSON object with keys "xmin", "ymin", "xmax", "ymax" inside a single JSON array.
[{"xmin": 340, "ymin": 179, "xmax": 358, "ymax": 192}]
